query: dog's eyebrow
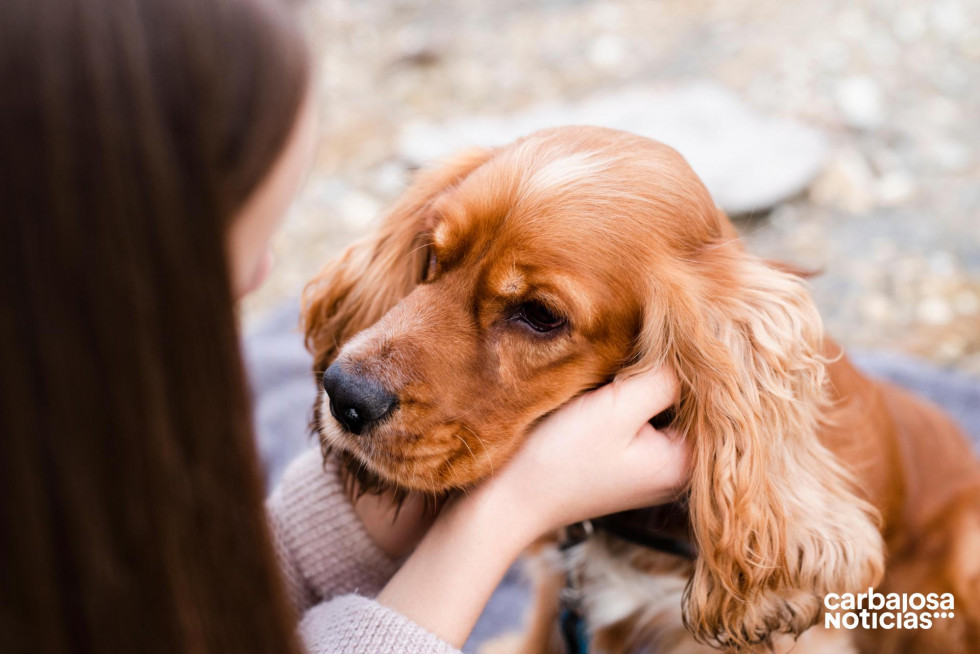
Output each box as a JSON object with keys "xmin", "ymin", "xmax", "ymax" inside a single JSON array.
[
  {"xmin": 431, "ymin": 222, "xmax": 450, "ymax": 249},
  {"xmin": 488, "ymin": 268, "xmax": 597, "ymax": 325},
  {"xmin": 493, "ymin": 269, "xmax": 527, "ymax": 297}
]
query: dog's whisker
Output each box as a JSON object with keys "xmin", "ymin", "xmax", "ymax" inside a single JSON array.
[
  {"xmin": 428, "ymin": 479, "xmax": 438, "ymax": 513},
  {"xmin": 442, "ymin": 455, "xmax": 459, "ymax": 484},
  {"xmin": 460, "ymin": 425, "xmax": 494, "ymax": 478},
  {"xmin": 404, "ymin": 241, "xmax": 430, "ymax": 260},
  {"xmin": 354, "ymin": 456, "xmax": 368, "ymax": 490},
  {"xmin": 392, "ymin": 242, "xmax": 430, "ymax": 275},
  {"xmin": 383, "ymin": 485, "xmax": 399, "ymax": 518},
  {"xmin": 452, "ymin": 432, "xmax": 478, "ymax": 466}
]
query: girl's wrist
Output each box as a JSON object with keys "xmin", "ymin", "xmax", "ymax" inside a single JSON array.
[
  {"xmin": 376, "ymin": 474, "xmax": 539, "ymax": 646},
  {"xmin": 450, "ymin": 474, "xmax": 547, "ymax": 554}
]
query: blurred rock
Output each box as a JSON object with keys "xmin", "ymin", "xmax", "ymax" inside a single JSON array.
[
  {"xmin": 929, "ymin": 139, "xmax": 972, "ymax": 171},
  {"xmin": 893, "ymin": 7, "xmax": 926, "ymax": 43},
  {"xmin": 337, "ymin": 189, "xmax": 383, "ymax": 229},
  {"xmin": 876, "ymin": 171, "xmax": 917, "ymax": 206},
  {"xmin": 930, "ymin": 1, "xmax": 969, "ymax": 38},
  {"xmin": 862, "ymin": 293, "xmax": 894, "ymax": 323},
  {"xmin": 918, "ymin": 297, "xmax": 955, "ymax": 325},
  {"xmin": 398, "ymin": 83, "xmax": 829, "ymax": 215},
  {"xmin": 809, "ymin": 147, "xmax": 876, "ymax": 213},
  {"xmin": 954, "ymin": 290, "xmax": 980, "ymax": 315},
  {"xmin": 835, "ymin": 75, "xmax": 885, "ymax": 129},
  {"xmin": 588, "ymin": 34, "xmax": 626, "ymax": 69}
]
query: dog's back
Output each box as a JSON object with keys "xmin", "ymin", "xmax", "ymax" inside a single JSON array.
[{"xmin": 861, "ymin": 380, "xmax": 980, "ymax": 652}]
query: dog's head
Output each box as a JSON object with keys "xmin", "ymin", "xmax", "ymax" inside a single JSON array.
[
  {"xmin": 302, "ymin": 126, "xmax": 883, "ymax": 648},
  {"xmin": 304, "ymin": 127, "xmax": 710, "ymax": 491}
]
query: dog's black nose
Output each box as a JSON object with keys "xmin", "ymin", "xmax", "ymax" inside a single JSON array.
[{"xmin": 321, "ymin": 363, "xmax": 397, "ymax": 435}]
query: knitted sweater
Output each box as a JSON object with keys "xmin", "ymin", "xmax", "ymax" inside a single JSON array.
[{"xmin": 267, "ymin": 449, "xmax": 462, "ymax": 653}]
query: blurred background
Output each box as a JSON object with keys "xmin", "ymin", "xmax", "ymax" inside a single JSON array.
[{"xmin": 243, "ymin": 0, "xmax": 980, "ymax": 375}]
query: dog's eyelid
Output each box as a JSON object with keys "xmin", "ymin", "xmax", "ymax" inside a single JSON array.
[
  {"xmin": 524, "ymin": 294, "xmax": 567, "ymax": 319},
  {"xmin": 420, "ymin": 223, "xmax": 465, "ymax": 274},
  {"xmin": 416, "ymin": 234, "xmax": 438, "ymax": 282},
  {"xmin": 420, "ymin": 244, "xmax": 439, "ymax": 282},
  {"xmin": 510, "ymin": 299, "xmax": 569, "ymax": 334}
]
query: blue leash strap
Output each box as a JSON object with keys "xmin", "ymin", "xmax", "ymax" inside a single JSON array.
[
  {"xmin": 558, "ymin": 520, "xmax": 594, "ymax": 654},
  {"xmin": 559, "ymin": 606, "xmax": 590, "ymax": 654}
]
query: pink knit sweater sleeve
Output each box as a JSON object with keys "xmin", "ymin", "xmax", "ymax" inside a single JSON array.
[
  {"xmin": 266, "ymin": 449, "xmax": 398, "ymax": 610},
  {"xmin": 266, "ymin": 448, "xmax": 462, "ymax": 653}
]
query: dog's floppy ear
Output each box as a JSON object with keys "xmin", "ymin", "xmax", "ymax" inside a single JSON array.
[
  {"xmin": 639, "ymin": 242, "xmax": 884, "ymax": 649},
  {"xmin": 301, "ymin": 148, "xmax": 493, "ymax": 374}
]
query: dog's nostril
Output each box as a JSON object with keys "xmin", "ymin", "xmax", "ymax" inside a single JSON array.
[
  {"xmin": 321, "ymin": 363, "xmax": 397, "ymax": 435},
  {"xmin": 339, "ymin": 405, "xmax": 362, "ymax": 428}
]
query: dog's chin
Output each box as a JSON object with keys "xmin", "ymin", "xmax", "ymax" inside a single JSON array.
[
  {"xmin": 331, "ymin": 445, "xmax": 408, "ymax": 498},
  {"xmin": 314, "ymin": 424, "xmax": 409, "ymax": 495}
]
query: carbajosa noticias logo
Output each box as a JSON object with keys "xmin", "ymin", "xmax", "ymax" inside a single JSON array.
[{"xmin": 824, "ymin": 588, "xmax": 955, "ymax": 630}]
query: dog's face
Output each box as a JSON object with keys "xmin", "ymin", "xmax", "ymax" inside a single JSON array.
[
  {"xmin": 319, "ymin": 210, "xmax": 638, "ymax": 490},
  {"xmin": 302, "ymin": 126, "xmax": 884, "ymax": 648},
  {"xmin": 308, "ymin": 127, "xmax": 717, "ymax": 493}
]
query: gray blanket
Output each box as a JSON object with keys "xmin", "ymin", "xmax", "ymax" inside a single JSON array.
[{"xmin": 244, "ymin": 304, "xmax": 980, "ymax": 652}]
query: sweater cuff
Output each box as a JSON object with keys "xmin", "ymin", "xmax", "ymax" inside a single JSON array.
[
  {"xmin": 299, "ymin": 595, "xmax": 461, "ymax": 654},
  {"xmin": 267, "ymin": 448, "xmax": 400, "ymax": 612}
]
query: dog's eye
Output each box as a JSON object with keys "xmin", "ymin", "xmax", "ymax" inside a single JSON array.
[
  {"xmin": 650, "ymin": 407, "xmax": 676, "ymax": 431},
  {"xmin": 421, "ymin": 248, "xmax": 437, "ymax": 282},
  {"xmin": 514, "ymin": 301, "xmax": 566, "ymax": 333}
]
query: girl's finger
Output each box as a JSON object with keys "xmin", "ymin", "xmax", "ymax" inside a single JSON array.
[
  {"xmin": 604, "ymin": 365, "xmax": 680, "ymax": 433},
  {"xmin": 626, "ymin": 423, "xmax": 691, "ymax": 492}
]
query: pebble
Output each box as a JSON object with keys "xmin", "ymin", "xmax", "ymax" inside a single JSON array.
[
  {"xmin": 955, "ymin": 290, "xmax": 980, "ymax": 315},
  {"xmin": 809, "ymin": 147, "xmax": 876, "ymax": 213},
  {"xmin": 930, "ymin": 1, "xmax": 970, "ymax": 38},
  {"xmin": 835, "ymin": 75, "xmax": 885, "ymax": 129},
  {"xmin": 589, "ymin": 34, "xmax": 626, "ymax": 69},
  {"xmin": 338, "ymin": 190, "xmax": 383, "ymax": 229},
  {"xmin": 917, "ymin": 296, "xmax": 953, "ymax": 326},
  {"xmin": 876, "ymin": 172, "xmax": 916, "ymax": 206},
  {"xmin": 929, "ymin": 139, "xmax": 972, "ymax": 172},
  {"xmin": 893, "ymin": 8, "xmax": 927, "ymax": 43}
]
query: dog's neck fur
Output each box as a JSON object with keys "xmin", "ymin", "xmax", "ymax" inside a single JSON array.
[{"xmin": 592, "ymin": 501, "xmax": 696, "ymax": 559}]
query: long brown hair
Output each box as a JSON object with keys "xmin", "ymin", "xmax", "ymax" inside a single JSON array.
[{"xmin": 0, "ymin": 0, "xmax": 309, "ymax": 651}]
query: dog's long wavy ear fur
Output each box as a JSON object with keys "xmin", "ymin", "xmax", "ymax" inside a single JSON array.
[
  {"xmin": 301, "ymin": 148, "xmax": 493, "ymax": 374},
  {"xmin": 640, "ymin": 241, "xmax": 885, "ymax": 650}
]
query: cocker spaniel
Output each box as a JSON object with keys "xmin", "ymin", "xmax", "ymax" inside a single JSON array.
[{"xmin": 302, "ymin": 126, "xmax": 980, "ymax": 653}]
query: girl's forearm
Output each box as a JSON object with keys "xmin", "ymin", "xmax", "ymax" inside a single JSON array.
[{"xmin": 375, "ymin": 487, "xmax": 534, "ymax": 648}]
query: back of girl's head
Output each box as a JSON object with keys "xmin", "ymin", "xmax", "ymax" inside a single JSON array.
[{"xmin": 0, "ymin": 0, "xmax": 308, "ymax": 651}]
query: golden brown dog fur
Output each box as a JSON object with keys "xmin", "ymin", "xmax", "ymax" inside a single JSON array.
[{"xmin": 302, "ymin": 126, "xmax": 980, "ymax": 652}]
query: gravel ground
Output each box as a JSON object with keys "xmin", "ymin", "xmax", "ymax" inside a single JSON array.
[{"xmin": 244, "ymin": 0, "xmax": 980, "ymax": 375}]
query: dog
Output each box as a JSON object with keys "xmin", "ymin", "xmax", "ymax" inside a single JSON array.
[{"xmin": 301, "ymin": 126, "xmax": 980, "ymax": 652}]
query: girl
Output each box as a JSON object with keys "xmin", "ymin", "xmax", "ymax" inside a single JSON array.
[{"xmin": 0, "ymin": 0, "xmax": 688, "ymax": 651}]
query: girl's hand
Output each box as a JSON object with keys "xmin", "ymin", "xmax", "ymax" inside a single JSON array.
[
  {"xmin": 473, "ymin": 364, "xmax": 688, "ymax": 541},
  {"xmin": 377, "ymin": 365, "xmax": 690, "ymax": 647}
]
